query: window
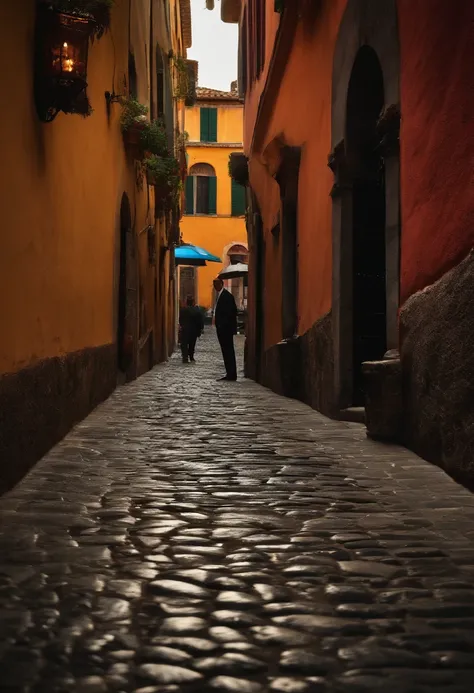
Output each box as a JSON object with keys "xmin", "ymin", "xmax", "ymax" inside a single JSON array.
[
  {"xmin": 128, "ymin": 53, "xmax": 137, "ymax": 99},
  {"xmin": 227, "ymin": 244, "xmax": 249, "ymax": 310},
  {"xmin": 156, "ymin": 48, "xmax": 165, "ymax": 118},
  {"xmin": 244, "ymin": 0, "xmax": 265, "ymax": 88},
  {"xmin": 200, "ymin": 107, "xmax": 218, "ymax": 142},
  {"xmin": 231, "ymin": 179, "xmax": 246, "ymax": 217},
  {"xmin": 238, "ymin": 9, "xmax": 248, "ymax": 97},
  {"xmin": 256, "ymin": 0, "xmax": 265, "ymax": 77},
  {"xmin": 185, "ymin": 163, "xmax": 217, "ymax": 215}
]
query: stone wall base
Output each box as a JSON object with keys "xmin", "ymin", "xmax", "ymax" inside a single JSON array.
[
  {"xmin": 0, "ymin": 344, "xmax": 116, "ymax": 494},
  {"xmin": 400, "ymin": 250, "xmax": 474, "ymax": 488},
  {"xmin": 363, "ymin": 357, "xmax": 403, "ymax": 441},
  {"xmin": 261, "ymin": 312, "xmax": 335, "ymax": 417}
]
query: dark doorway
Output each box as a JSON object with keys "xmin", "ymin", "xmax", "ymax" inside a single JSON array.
[
  {"xmin": 128, "ymin": 53, "xmax": 138, "ymax": 99},
  {"xmin": 117, "ymin": 194, "xmax": 136, "ymax": 379},
  {"xmin": 255, "ymin": 211, "xmax": 265, "ymax": 382},
  {"xmin": 346, "ymin": 46, "xmax": 386, "ymax": 405},
  {"xmin": 277, "ymin": 147, "xmax": 301, "ymax": 341},
  {"xmin": 281, "ymin": 200, "xmax": 298, "ymax": 339},
  {"xmin": 179, "ymin": 266, "xmax": 196, "ymax": 306}
]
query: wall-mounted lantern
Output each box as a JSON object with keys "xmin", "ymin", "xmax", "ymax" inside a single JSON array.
[{"xmin": 34, "ymin": 3, "xmax": 98, "ymax": 122}]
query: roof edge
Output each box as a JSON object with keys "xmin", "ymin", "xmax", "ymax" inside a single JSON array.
[{"xmin": 180, "ymin": 0, "xmax": 192, "ymax": 48}]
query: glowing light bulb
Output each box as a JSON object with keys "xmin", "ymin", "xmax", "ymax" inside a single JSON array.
[{"xmin": 63, "ymin": 42, "xmax": 68, "ymax": 48}]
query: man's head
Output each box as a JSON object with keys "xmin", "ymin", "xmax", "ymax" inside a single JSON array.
[
  {"xmin": 186, "ymin": 295, "xmax": 195, "ymax": 307},
  {"xmin": 213, "ymin": 278, "xmax": 224, "ymax": 293}
]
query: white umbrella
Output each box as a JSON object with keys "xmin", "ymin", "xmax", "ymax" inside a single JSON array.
[{"xmin": 218, "ymin": 263, "xmax": 248, "ymax": 280}]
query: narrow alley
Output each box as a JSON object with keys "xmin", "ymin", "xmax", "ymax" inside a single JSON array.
[{"xmin": 2, "ymin": 333, "xmax": 474, "ymax": 693}]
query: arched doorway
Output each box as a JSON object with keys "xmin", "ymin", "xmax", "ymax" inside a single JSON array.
[
  {"xmin": 224, "ymin": 243, "xmax": 249, "ymax": 311},
  {"xmin": 117, "ymin": 193, "xmax": 137, "ymax": 381},
  {"xmin": 346, "ymin": 46, "xmax": 386, "ymax": 405},
  {"xmin": 330, "ymin": 0, "xmax": 401, "ymax": 413}
]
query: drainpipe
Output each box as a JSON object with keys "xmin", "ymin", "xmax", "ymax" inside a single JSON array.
[{"xmin": 149, "ymin": 0, "xmax": 154, "ymax": 118}]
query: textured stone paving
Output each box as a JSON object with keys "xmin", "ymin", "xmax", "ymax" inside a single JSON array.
[{"xmin": 2, "ymin": 332, "xmax": 474, "ymax": 693}]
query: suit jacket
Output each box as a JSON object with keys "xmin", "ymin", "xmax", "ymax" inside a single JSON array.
[
  {"xmin": 215, "ymin": 289, "xmax": 237, "ymax": 334},
  {"xmin": 179, "ymin": 306, "xmax": 204, "ymax": 338}
]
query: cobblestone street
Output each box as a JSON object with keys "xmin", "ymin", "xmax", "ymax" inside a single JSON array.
[{"xmin": 2, "ymin": 332, "xmax": 474, "ymax": 693}]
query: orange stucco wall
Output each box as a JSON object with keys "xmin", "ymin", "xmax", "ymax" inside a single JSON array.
[
  {"xmin": 242, "ymin": 3, "xmax": 280, "ymax": 154},
  {"xmin": 186, "ymin": 103, "xmax": 243, "ymax": 144},
  {"xmin": 246, "ymin": 0, "xmax": 347, "ymax": 348},
  {"xmin": 180, "ymin": 216, "xmax": 248, "ymax": 308},
  {"xmin": 398, "ymin": 0, "xmax": 474, "ymax": 303},
  {"xmin": 0, "ymin": 0, "xmax": 167, "ymax": 376}
]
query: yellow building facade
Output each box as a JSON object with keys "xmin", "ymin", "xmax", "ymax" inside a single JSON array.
[
  {"xmin": 180, "ymin": 87, "xmax": 247, "ymax": 310},
  {"xmin": 0, "ymin": 0, "xmax": 192, "ymax": 492}
]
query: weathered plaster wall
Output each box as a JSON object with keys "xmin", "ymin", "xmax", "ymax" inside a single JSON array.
[
  {"xmin": 247, "ymin": 0, "xmax": 347, "ymax": 348},
  {"xmin": 0, "ymin": 0, "xmax": 179, "ymax": 491},
  {"xmin": 398, "ymin": 0, "xmax": 474, "ymax": 302},
  {"xmin": 0, "ymin": 0, "xmax": 135, "ymax": 375}
]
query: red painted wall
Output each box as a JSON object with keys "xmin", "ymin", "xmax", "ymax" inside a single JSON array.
[
  {"xmin": 246, "ymin": 0, "xmax": 474, "ymax": 357},
  {"xmin": 398, "ymin": 0, "xmax": 474, "ymax": 303}
]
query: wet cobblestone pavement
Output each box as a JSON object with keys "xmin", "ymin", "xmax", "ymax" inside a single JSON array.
[{"xmin": 2, "ymin": 332, "xmax": 474, "ymax": 692}]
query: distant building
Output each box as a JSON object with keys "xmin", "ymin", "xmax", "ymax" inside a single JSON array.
[
  {"xmin": 180, "ymin": 86, "xmax": 248, "ymax": 311},
  {"xmin": 218, "ymin": 0, "xmax": 474, "ymax": 485}
]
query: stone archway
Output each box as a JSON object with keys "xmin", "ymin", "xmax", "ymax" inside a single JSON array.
[{"xmin": 330, "ymin": 0, "xmax": 401, "ymax": 413}]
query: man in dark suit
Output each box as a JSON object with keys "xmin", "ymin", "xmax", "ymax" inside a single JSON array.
[
  {"xmin": 213, "ymin": 278, "xmax": 237, "ymax": 381},
  {"xmin": 179, "ymin": 296, "xmax": 204, "ymax": 363}
]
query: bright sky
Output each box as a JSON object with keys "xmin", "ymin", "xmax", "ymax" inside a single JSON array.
[{"xmin": 187, "ymin": 0, "xmax": 239, "ymax": 92}]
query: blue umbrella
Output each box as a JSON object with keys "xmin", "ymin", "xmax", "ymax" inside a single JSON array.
[{"xmin": 175, "ymin": 244, "xmax": 221, "ymax": 266}]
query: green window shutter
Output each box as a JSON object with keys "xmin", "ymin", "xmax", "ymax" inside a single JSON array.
[
  {"xmin": 231, "ymin": 179, "xmax": 246, "ymax": 216},
  {"xmin": 185, "ymin": 176, "xmax": 194, "ymax": 214},
  {"xmin": 208, "ymin": 176, "xmax": 217, "ymax": 215},
  {"xmin": 200, "ymin": 108, "xmax": 209, "ymax": 141},
  {"xmin": 208, "ymin": 108, "xmax": 218, "ymax": 142}
]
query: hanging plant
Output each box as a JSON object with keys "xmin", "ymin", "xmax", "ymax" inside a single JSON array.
[
  {"xmin": 144, "ymin": 155, "xmax": 181, "ymax": 204},
  {"xmin": 119, "ymin": 97, "xmax": 148, "ymax": 130},
  {"xmin": 173, "ymin": 55, "xmax": 194, "ymax": 103},
  {"xmin": 140, "ymin": 120, "xmax": 169, "ymax": 157},
  {"xmin": 45, "ymin": 0, "xmax": 114, "ymax": 39},
  {"xmin": 228, "ymin": 152, "xmax": 249, "ymax": 186},
  {"xmin": 119, "ymin": 97, "xmax": 148, "ymax": 156},
  {"xmin": 175, "ymin": 130, "xmax": 189, "ymax": 154}
]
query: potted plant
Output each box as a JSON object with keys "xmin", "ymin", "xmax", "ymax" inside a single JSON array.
[
  {"xmin": 120, "ymin": 97, "xmax": 148, "ymax": 155},
  {"xmin": 46, "ymin": 0, "xmax": 114, "ymax": 39},
  {"xmin": 144, "ymin": 155, "xmax": 180, "ymax": 203},
  {"xmin": 140, "ymin": 119, "xmax": 169, "ymax": 157}
]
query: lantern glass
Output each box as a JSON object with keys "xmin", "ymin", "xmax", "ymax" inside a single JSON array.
[{"xmin": 49, "ymin": 14, "xmax": 90, "ymax": 80}]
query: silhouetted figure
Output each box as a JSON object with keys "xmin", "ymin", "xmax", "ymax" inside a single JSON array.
[
  {"xmin": 179, "ymin": 296, "xmax": 204, "ymax": 363},
  {"xmin": 213, "ymin": 278, "xmax": 237, "ymax": 381}
]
